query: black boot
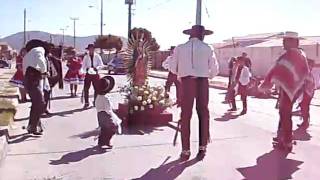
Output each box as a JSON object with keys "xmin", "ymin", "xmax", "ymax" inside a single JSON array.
[
  {"xmin": 240, "ymin": 101, "xmax": 247, "ymax": 115},
  {"xmin": 228, "ymin": 99, "xmax": 237, "ymax": 111}
]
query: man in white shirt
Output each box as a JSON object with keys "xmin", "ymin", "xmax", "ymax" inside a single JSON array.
[
  {"xmin": 229, "ymin": 57, "xmax": 252, "ymax": 114},
  {"xmin": 81, "ymin": 44, "xmax": 104, "ymax": 109},
  {"xmin": 171, "ymin": 25, "xmax": 219, "ymax": 160},
  {"xmin": 23, "ymin": 39, "xmax": 49, "ymax": 135},
  {"xmin": 162, "ymin": 46, "xmax": 181, "ymax": 106}
]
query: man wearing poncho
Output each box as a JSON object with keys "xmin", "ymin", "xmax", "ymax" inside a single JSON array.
[{"xmin": 259, "ymin": 31, "xmax": 309, "ymax": 149}]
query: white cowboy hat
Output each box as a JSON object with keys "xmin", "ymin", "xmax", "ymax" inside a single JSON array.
[{"xmin": 281, "ymin": 31, "xmax": 303, "ymax": 39}]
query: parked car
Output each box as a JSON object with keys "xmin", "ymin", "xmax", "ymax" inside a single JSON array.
[{"xmin": 106, "ymin": 56, "xmax": 126, "ymax": 74}]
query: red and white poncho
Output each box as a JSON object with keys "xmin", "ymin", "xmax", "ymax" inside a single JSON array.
[{"xmin": 264, "ymin": 48, "xmax": 309, "ymax": 101}]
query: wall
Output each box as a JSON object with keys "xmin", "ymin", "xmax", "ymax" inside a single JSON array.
[{"xmin": 215, "ymin": 44, "xmax": 320, "ymax": 78}]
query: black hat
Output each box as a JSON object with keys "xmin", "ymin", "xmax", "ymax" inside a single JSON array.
[
  {"xmin": 97, "ymin": 76, "xmax": 115, "ymax": 95},
  {"xmin": 85, "ymin": 44, "xmax": 95, "ymax": 50},
  {"xmin": 169, "ymin": 46, "xmax": 176, "ymax": 51},
  {"xmin": 183, "ymin": 25, "xmax": 213, "ymax": 36}
]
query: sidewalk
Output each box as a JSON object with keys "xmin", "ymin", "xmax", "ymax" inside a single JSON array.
[
  {"xmin": 149, "ymin": 70, "xmax": 229, "ymax": 90},
  {"xmin": 0, "ymin": 67, "xmax": 18, "ymax": 166}
]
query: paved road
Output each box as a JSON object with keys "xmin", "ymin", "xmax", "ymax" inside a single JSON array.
[{"xmin": 0, "ymin": 75, "xmax": 320, "ymax": 180}]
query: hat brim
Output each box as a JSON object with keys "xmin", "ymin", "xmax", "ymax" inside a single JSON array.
[
  {"xmin": 281, "ymin": 35, "xmax": 303, "ymax": 40},
  {"xmin": 100, "ymin": 76, "xmax": 115, "ymax": 94},
  {"xmin": 183, "ymin": 29, "xmax": 213, "ymax": 35}
]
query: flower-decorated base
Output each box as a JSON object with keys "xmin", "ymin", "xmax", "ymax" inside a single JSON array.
[{"xmin": 115, "ymin": 103, "xmax": 172, "ymax": 127}]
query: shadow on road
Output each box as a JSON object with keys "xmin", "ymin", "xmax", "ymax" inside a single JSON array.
[
  {"xmin": 8, "ymin": 133, "xmax": 41, "ymax": 144},
  {"xmin": 70, "ymin": 128, "xmax": 100, "ymax": 139},
  {"xmin": 122, "ymin": 125, "xmax": 165, "ymax": 135},
  {"xmin": 14, "ymin": 116, "xmax": 29, "ymax": 122},
  {"xmin": 48, "ymin": 107, "xmax": 89, "ymax": 118},
  {"xmin": 14, "ymin": 107, "xmax": 89, "ymax": 121},
  {"xmin": 293, "ymin": 127, "xmax": 312, "ymax": 141},
  {"xmin": 237, "ymin": 149, "xmax": 303, "ymax": 180},
  {"xmin": 133, "ymin": 156, "xmax": 200, "ymax": 180},
  {"xmin": 215, "ymin": 112, "xmax": 240, "ymax": 122},
  {"xmin": 49, "ymin": 146, "xmax": 109, "ymax": 165}
]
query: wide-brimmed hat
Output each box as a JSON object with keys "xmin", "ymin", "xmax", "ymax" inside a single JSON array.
[
  {"xmin": 183, "ymin": 25, "xmax": 213, "ymax": 36},
  {"xmin": 169, "ymin": 46, "xmax": 176, "ymax": 51},
  {"xmin": 281, "ymin": 31, "xmax": 302, "ymax": 39},
  {"xmin": 85, "ymin": 44, "xmax": 95, "ymax": 50},
  {"xmin": 97, "ymin": 76, "xmax": 115, "ymax": 94}
]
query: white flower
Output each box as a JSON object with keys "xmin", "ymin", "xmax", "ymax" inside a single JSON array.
[
  {"xmin": 149, "ymin": 104, "xmax": 153, "ymax": 109},
  {"xmin": 137, "ymin": 96, "xmax": 143, "ymax": 101},
  {"xmin": 152, "ymin": 91, "xmax": 158, "ymax": 95},
  {"xmin": 160, "ymin": 94, "xmax": 165, "ymax": 98},
  {"xmin": 144, "ymin": 91, "xmax": 149, "ymax": 95},
  {"xmin": 147, "ymin": 99, "xmax": 152, "ymax": 104},
  {"xmin": 142, "ymin": 101, "xmax": 147, "ymax": 105},
  {"xmin": 134, "ymin": 106, "xmax": 139, "ymax": 111},
  {"xmin": 140, "ymin": 106, "xmax": 145, "ymax": 111},
  {"xmin": 139, "ymin": 88, "xmax": 144, "ymax": 92},
  {"xmin": 159, "ymin": 100, "xmax": 165, "ymax": 105},
  {"xmin": 134, "ymin": 86, "xmax": 139, "ymax": 89},
  {"xmin": 152, "ymin": 96, "xmax": 157, "ymax": 101},
  {"xmin": 142, "ymin": 85, "xmax": 146, "ymax": 89}
]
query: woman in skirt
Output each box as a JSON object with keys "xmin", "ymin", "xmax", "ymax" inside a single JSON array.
[
  {"xmin": 64, "ymin": 51, "xmax": 84, "ymax": 97},
  {"xmin": 9, "ymin": 48, "xmax": 28, "ymax": 102}
]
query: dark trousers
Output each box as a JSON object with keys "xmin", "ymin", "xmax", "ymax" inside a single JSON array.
[
  {"xmin": 25, "ymin": 82, "xmax": 46, "ymax": 130},
  {"xmin": 84, "ymin": 74, "xmax": 100, "ymax": 104},
  {"xmin": 97, "ymin": 111, "xmax": 116, "ymax": 145},
  {"xmin": 300, "ymin": 93, "xmax": 313, "ymax": 123},
  {"xmin": 180, "ymin": 77, "xmax": 210, "ymax": 151},
  {"xmin": 165, "ymin": 71, "xmax": 181, "ymax": 104},
  {"xmin": 231, "ymin": 84, "xmax": 248, "ymax": 110},
  {"xmin": 44, "ymin": 89, "xmax": 51, "ymax": 111},
  {"xmin": 277, "ymin": 90, "xmax": 293, "ymax": 142}
]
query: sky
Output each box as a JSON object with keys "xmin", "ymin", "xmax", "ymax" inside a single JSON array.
[{"xmin": 1, "ymin": 0, "xmax": 320, "ymax": 50}]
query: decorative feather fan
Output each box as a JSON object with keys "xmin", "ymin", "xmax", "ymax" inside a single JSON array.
[{"xmin": 123, "ymin": 28, "xmax": 158, "ymax": 85}]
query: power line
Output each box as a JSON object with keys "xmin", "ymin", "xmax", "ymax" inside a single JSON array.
[{"xmin": 204, "ymin": 0, "xmax": 211, "ymax": 18}]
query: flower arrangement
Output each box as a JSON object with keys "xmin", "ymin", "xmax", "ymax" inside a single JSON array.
[{"xmin": 120, "ymin": 82, "xmax": 173, "ymax": 114}]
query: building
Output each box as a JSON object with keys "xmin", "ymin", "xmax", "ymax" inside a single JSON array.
[{"xmin": 214, "ymin": 32, "xmax": 320, "ymax": 77}]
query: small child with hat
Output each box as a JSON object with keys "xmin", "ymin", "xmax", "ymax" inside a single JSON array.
[{"xmin": 95, "ymin": 75, "xmax": 122, "ymax": 147}]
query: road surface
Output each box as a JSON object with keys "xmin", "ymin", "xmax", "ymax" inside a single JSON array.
[{"xmin": 0, "ymin": 75, "xmax": 320, "ymax": 180}]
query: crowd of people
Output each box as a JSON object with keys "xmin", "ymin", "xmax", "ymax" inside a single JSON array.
[
  {"xmin": 6, "ymin": 26, "xmax": 318, "ymax": 160},
  {"xmin": 163, "ymin": 28, "xmax": 317, "ymax": 158}
]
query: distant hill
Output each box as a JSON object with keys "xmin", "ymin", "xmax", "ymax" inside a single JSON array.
[{"xmin": 0, "ymin": 31, "xmax": 127, "ymax": 51}]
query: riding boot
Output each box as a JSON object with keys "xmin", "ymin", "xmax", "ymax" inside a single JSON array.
[{"xmin": 241, "ymin": 100, "xmax": 247, "ymax": 115}]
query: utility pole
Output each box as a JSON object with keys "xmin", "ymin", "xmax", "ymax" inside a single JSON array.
[
  {"xmin": 23, "ymin": 8, "xmax": 26, "ymax": 45},
  {"xmin": 125, "ymin": 0, "xmax": 134, "ymax": 39},
  {"xmin": 196, "ymin": 0, "xmax": 202, "ymax": 25},
  {"xmin": 100, "ymin": 0, "xmax": 103, "ymax": 36},
  {"xmin": 60, "ymin": 28, "xmax": 65, "ymax": 46},
  {"xmin": 70, "ymin": 17, "xmax": 79, "ymax": 49}
]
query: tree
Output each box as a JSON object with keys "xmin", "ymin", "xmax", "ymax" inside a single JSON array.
[{"xmin": 94, "ymin": 34, "xmax": 123, "ymax": 52}]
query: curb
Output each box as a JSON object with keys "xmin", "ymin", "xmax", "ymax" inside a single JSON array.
[
  {"xmin": 0, "ymin": 129, "xmax": 9, "ymax": 167},
  {"xmin": 148, "ymin": 72, "xmax": 228, "ymax": 90}
]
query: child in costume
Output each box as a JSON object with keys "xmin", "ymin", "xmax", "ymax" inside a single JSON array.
[{"xmin": 95, "ymin": 76, "xmax": 122, "ymax": 147}]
